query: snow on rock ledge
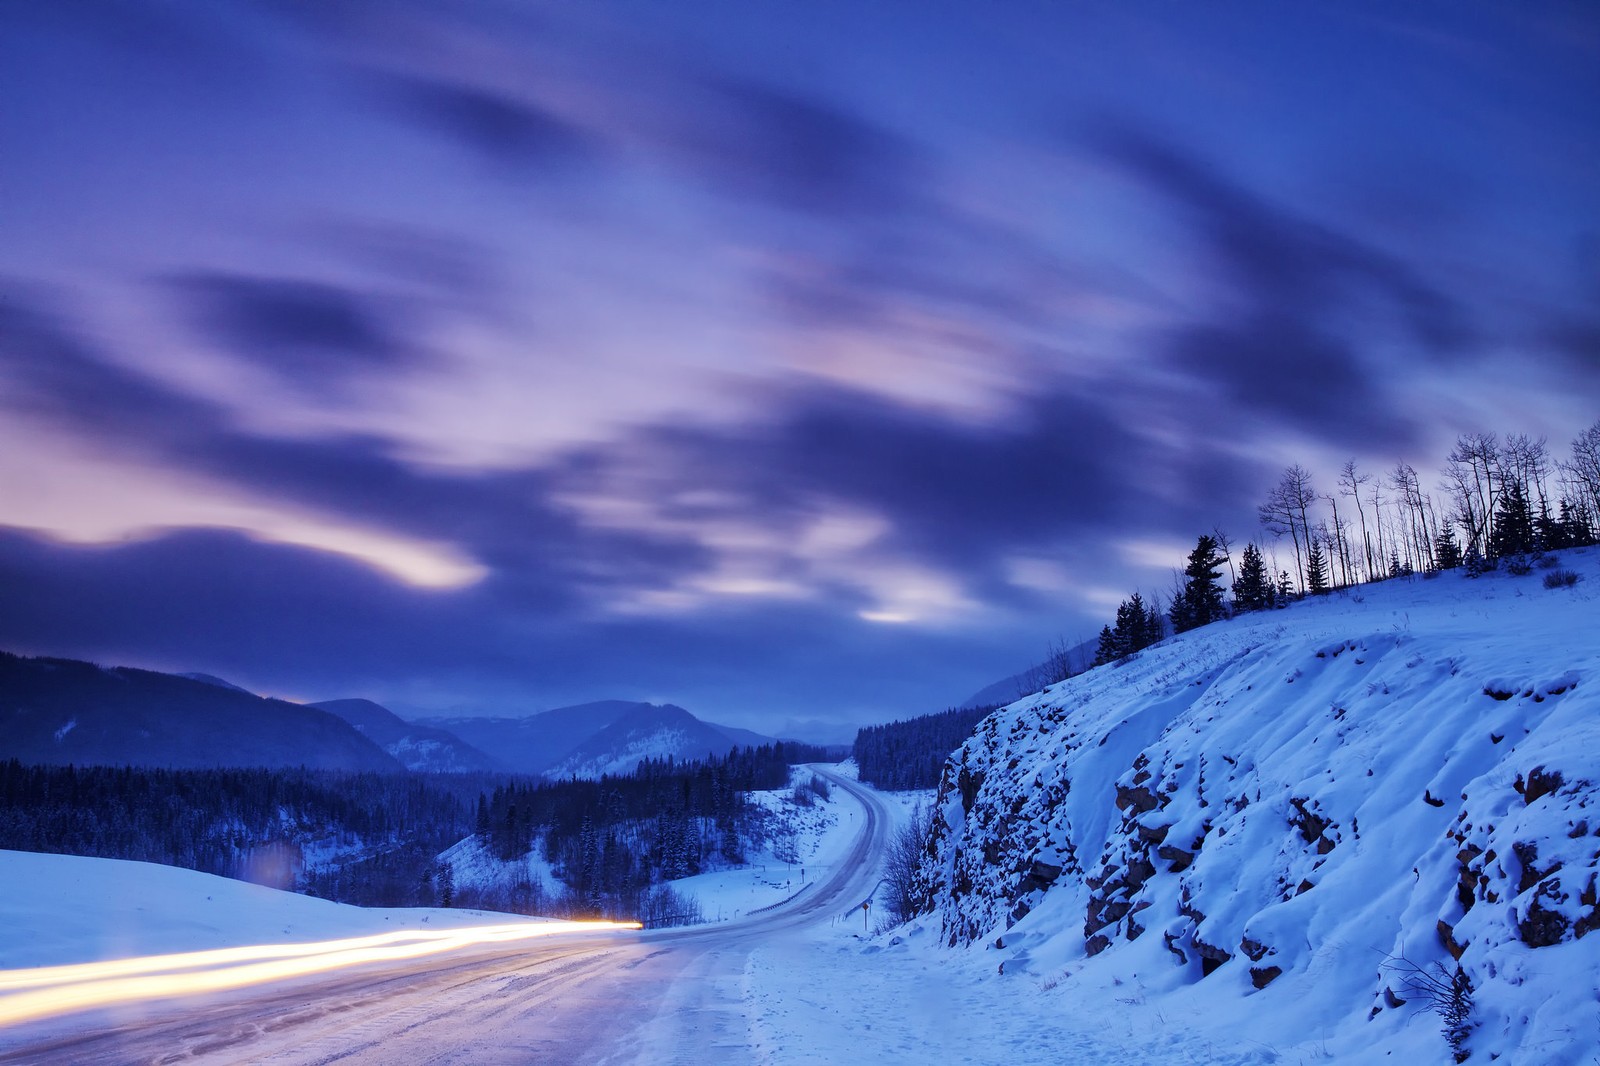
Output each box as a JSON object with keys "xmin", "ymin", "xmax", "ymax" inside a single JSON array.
[{"xmin": 915, "ymin": 550, "xmax": 1599, "ymax": 1062}]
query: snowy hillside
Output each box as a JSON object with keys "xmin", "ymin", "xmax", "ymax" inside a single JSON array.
[
  {"xmin": 543, "ymin": 702, "xmax": 760, "ymax": 780},
  {"xmin": 916, "ymin": 549, "xmax": 1599, "ymax": 1064}
]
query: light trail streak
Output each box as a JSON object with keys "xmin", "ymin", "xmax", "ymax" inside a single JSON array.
[{"xmin": 0, "ymin": 919, "xmax": 641, "ymax": 1027}]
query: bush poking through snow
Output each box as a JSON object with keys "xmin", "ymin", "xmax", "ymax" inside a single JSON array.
[
  {"xmin": 1542, "ymin": 568, "xmax": 1581, "ymax": 589},
  {"xmin": 884, "ymin": 803, "xmax": 933, "ymax": 925},
  {"xmin": 1385, "ymin": 955, "xmax": 1474, "ymax": 1062}
]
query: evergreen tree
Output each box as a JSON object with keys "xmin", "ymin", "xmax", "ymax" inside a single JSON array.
[
  {"xmin": 1307, "ymin": 540, "xmax": 1330, "ymax": 594},
  {"xmin": 1232, "ymin": 543, "xmax": 1271, "ymax": 612},
  {"xmin": 1489, "ymin": 481, "xmax": 1534, "ymax": 560},
  {"xmin": 1558, "ymin": 498, "xmax": 1596, "ymax": 548},
  {"xmin": 1433, "ymin": 526, "xmax": 1463, "ymax": 570},
  {"xmin": 1276, "ymin": 569, "xmax": 1295, "ymax": 604},
  {"xmin": 1116, "ymin": 593, "xmax": 1148, "ymax": 654},
  {"xmin": 1171, "ymin": 534, "xmax": 1228, "ymax": 632},
  {"xmin": 1145, "ymin": 597, "xmax": 1165, "ymax": 646},
  {"xmin": 438, "ymin": 861, "xmax": 455, "ymax": 907},
  {"xmin": 1093, "ymin": 624, "xmax": 1119, "ymax": 667},
  {"xmin": 1533, "ymin": 502, "xmax": 1563, "ymax": 551}
]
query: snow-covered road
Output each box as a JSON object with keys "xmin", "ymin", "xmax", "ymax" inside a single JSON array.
[{"xmin": 0, "ymin": 766, "xmax": 891, "ymax": 1065}]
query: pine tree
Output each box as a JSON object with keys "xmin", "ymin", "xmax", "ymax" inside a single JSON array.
[
  {"xmin": 1232, "ymin": 542, "xmax": 1271, "ymax": 612},
  {"xmin": 1171, "ymin": 534, "xmax": 1228, "ymax": 632},
  {"xmin": 1144, "ymin": 597, "xmax": 1165, "ymax": 646},
  {"xmin": 1433, "ymin": 526, "xmax": 1463, "ymax": 570},
  {"xmin": 1558, "ymin": 497, "xmax": 1596, "ymax": 548},
  {"xmin": 1116, "ymin": 593, "xmax": 1159, "ymax": 655},
  {"xmin": 1094, "ymin": 592, "xmax": 1163, "ymax": 665},
  {"xmin": 438, "ymin": 861, "xmax": 455, "ymax": 907},
  {"xmin": 1489, "ymin": 482, "xmax": 1534, "ymax": 560},
  {"xmin": 1092, "ymin": 624, "xmax": 1119, "ymax": 667},
  {"xmin": 1307, "ymin": 540, "xmax": 1330, "ymax": 594}
]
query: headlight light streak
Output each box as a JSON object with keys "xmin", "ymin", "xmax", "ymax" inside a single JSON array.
[{"xmin": 0, "ymin": 919, "xmax": 642, "ymax": 1027}]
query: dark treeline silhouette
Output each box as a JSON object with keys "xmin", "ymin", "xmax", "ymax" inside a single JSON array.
[
  {"xmin": 1255, "ymin": 426, "xmax": 1599, "ymax": 593},
  {"xmin": 0, "ymin": 760, "xmax": 472, "ymax": 904},
  {"xmin": 0, "ymin": 741, "xmax": 833, "ymax": 920},
  {"xmin": 1084, "ymin": 422, "xmax": 1600, "ymax": 666},
  {"xmin": 853, "ymin": 706, "xmax": 996, "ymax": 791}
]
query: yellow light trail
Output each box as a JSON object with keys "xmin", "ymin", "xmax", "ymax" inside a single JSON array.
[{"xmin": 0, "ymin": 920, "xmax": 642, "ymax": 1028}]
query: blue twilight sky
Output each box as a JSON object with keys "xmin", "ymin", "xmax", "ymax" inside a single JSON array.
[{"xmin": 1, "ymin": 2, "xmax": 1596, "ymax": 740}]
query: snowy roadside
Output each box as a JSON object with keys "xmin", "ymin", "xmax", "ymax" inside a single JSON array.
[
  {"xmin": 740, "ymin": 782, "xmax": 1286, "ymax": 1066},
  {"xmin": 0, "ymin": 849, "xmax": 557, "ymax": 972},
  {"xmin": 669, "ymin": 765, "xmax": 864, "ymax": 924}
]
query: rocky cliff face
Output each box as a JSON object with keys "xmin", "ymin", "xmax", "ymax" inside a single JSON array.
[{"xmin": 915, "ymin": 553, "xmax": 1598, "ymax": 1061}]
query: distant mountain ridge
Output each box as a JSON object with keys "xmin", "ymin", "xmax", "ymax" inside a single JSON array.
[
  {"xmin": 0, "ymin": 647, "xmax": 781, "ymax": 780},
  {"xmin": 0, "ymin": 652, "xmax": 400, "ymax": 772},
  {"xmin": 309, "ymin": 698, "xmax": 503, "ymax": 773},
  {"xmin": 420, "ymin": 701, "xmax": 780, "ymax": 779},
  {"xmin": 543, "ymin": 702, "xmax": 752, "ymax": 779}
]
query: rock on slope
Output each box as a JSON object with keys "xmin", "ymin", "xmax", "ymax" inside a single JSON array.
[{"xmin": 916, "ymin": 549, "xmax": 1598, "ymax": 1063}]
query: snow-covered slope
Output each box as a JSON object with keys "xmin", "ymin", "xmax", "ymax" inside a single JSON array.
[
  {"xmin": 543, "ymin": 703, "xmax": 757, "ymax": 780},
  {"xmin": 917, "ymin": 549, "xmax": 1599, "ymax": 1064},
  {"xmin": 0, "ymin": 850, "xmax": 552, "ymax": 971}
]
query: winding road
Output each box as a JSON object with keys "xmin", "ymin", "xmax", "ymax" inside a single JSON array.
[{"xmin": 0, "ymin": 767, "xmax": 891, "ymax": 1065}]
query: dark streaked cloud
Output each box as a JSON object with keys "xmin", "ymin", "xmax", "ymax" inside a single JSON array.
[
  {"xmin": 697, "ymin": 78, "xmax": 926, "ymax": 218},
  {"xmin": 166, "ymin": 272, "xmax": 423, "ymax": 389},
  {"xmin": 1547, "ymin": 317, "xmax": 1600, "ymax": 374},
  {"xmin": 1097, "ymin": 125, "xmax": 1472, "ymax": 350},
  {"xmin": 369, "ymin": 71, "xmax": 598, "ymax": 173},
  {"xmin": 0, "ymin": 290, "xmax": 223, "ymax": 441},
  {"xmin": 0, "ymin": 525, "xmax": 1023, "ymax": 735},
  {"xmin": 2, "ymin": 1, "xmax": 1593, "ymax": 733},
  {"xmin": 0, "ymin": 290, "xmax": 706, "ymax": 606},
  {"xmin": 1093, "ymin": 126, "xmax": 1479, "ymax": 449}
]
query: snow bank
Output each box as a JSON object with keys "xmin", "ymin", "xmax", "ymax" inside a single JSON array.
[
  {"xmin": 917, "ymin": 549, "xmax": 1600, "ymax": 1064},
  {"xmin": 0, "ymin": 850, "xmax": 551, "ymax": 971}
]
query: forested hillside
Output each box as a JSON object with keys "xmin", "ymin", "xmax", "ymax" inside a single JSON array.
[
  {"xmin": 0, "ymin": 742, "xmax": 830, "ymax": 921},
  {"xmin": 854, "ymin": 706, "xmax": 995, "ymax": 790}
]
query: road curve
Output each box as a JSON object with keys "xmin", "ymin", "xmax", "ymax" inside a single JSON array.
[{"xmin": 0, "ymin": 766, "xmax": 893, "ymax": 1065}]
